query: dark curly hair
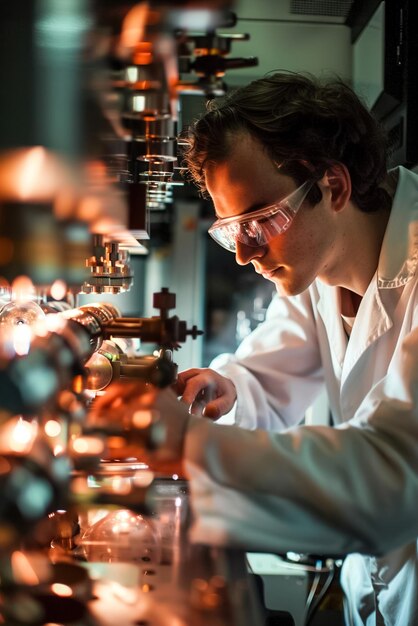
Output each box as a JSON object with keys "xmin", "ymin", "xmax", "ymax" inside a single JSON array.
[{"xmin": 181, "ymin": 72, "xmax": 391, "ymax": 213}]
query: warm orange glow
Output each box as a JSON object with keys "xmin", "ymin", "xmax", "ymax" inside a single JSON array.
[
  {"xmin": 54, "ymin": 189, "xmax": 78, "ymax": 220},
  {"xmin": 110, "ymin": 476, "xmax": 132, "ymax": 494},
  {"xmin": 132, "ymin": 410, "xmax": 152, "ymax": 429},
  {"xmin": 17, "ymin": 147, "xmax": 48, "ymax": 200},
  {"xmin": 11, "ymin": 276, "xmax": 36, "ymax": 302},
  {"xmin": 77, "ymin": 196, "xmax": 103, "ymax": 222},
  {"xmin": 85, "ymin": 159, "xmax": 108, "ymax": 182},
  {"xmin": 131, "ymin": 48, "xmax": 152, "ymax": 66},
  {"xmin": 133, "ymin": 469, "xmax": 154, "ymax": 488},
  {"xmin": 0, "ymin": 147, "xmax": 76, "ymax": 203},
  {"xmin": 106, "ymin": 436, "xmax": 126, "ymax": 449},
  {"xmin": 72, "ymin": 436, "xmax": 105, "ymax": 455},
  {"xmin": 90, "ymin": 216, "xmax": 126, "ymax": 236},
  {"xmin": 70, "ymin": 476, "xmax": 90, "ymax": 495},
  {"xmin": 50, "ymin": 280, "xmax": 67, "ymax": 301},
  {"xmin": 135, "ymin": 41, "xmax": 152, "ymax": 54},
  {"xmin": 0, "ymin": 417, "xmax": 38, "ymax": 454},
  {"xmin": 141, "ymin": 388, "xmax": 157, "ymax": 404},
  {"xmin": 11, "ymin": 551, "xmax": 40, "ymax": 585},
  {"xmin": 73, "ymin": 375, "xmax": 84, "ymax": 394},
  {"xmin": 120, "ymin": 3, "xmax": 149, "ymax": 51}
]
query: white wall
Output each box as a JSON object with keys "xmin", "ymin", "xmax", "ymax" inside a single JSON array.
[{"xmin": 223, "ymin": 0, "xmax": 352, "ymax": 87}]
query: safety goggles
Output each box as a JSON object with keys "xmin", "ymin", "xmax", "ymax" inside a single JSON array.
[{"xmin": 208, "ymin": 179, "xmax": 315, "ymax": 253}]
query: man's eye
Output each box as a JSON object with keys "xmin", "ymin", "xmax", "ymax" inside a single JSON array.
[{"xmin": 243, "ymin": 221, "xmax": 259, "ymax": 236}]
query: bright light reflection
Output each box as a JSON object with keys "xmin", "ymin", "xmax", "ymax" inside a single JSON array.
[
  {"xmin": 133, "ymin": 95, "xmax": 146, "ymax": 112},
  {"xmin": 110, "ymin": 510, "xmax": 134, "ymax": 535},
  {"xmin": 3, "ymin": 417, "xmax": 38, "ymax": 454},
  {"xmin": 110, "ymin": 476, "xmax": 132, "ymax": 495},
  {"xmin": 132, "ymin": 410, "xmax": 152, "ymax": 429},
  {"xmin": 0, "ymin": 298, "xmax": 46, "ymax": 354},
  {"xmin": 50, "ymin": 280, "xmax": 67, "ymax": 301},
  {"xmin": 11, "ymin": 276, "xmax": 36, "ymax": 301},
  {"xmin": 72, "ymin": 436, "xmax": 104, "ymax": 455},
  {"xmin": 12, "ymin": 324, "xmax": 33, "ymax": 356},
  {"xmin": 51, "ymin": 583, "xmax": 72, "ymax": 597},
  {"xmin": 73, "ymin": 438, "xmax": 88, "ymax": 453},
  {"xmin": 53, "ymin": 443, "xmax": 65, "ymax": 456},
  {"xmin": 0, "ymin": 148, "xmax": 75, "ymax": 203},
  {"xmin": 16, "ymin": 147, "xmax": 47, "ymax": 200},
  {"xmin": 126, "ymin": 66, "xmax": 138, "ymax": 82},
  {"xmin": 45, "ymin": 420, "xmax": 61, "ymax": 438}
]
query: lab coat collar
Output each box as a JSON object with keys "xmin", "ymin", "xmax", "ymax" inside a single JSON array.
[
  {"xmin": 341, "ymin": 279, "xmax": 391, "ymax": 382},
  {"xmin": 317, "ymin": 166, "xmax": 418, "ymax": 377},
  {"xmin": 317, "ymin": 286, "xmax": 347, "ymax": 369},
  {"xmin": 316, "ymin": 278, "xmax": 392, "ymax": 378}
]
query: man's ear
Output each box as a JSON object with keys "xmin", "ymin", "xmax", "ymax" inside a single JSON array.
[{"xmin": 323, "ymin": 163, "xmax": 351, "ymax": 212}]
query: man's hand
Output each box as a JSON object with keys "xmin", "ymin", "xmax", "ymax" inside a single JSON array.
[{"xmin": 174, "ymin": 368, "xmax": 237, "ymax": 419}]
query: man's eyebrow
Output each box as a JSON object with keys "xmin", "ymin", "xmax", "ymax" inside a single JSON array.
[{"xmin": 214, "ymin": 200, "xmax": 272, "ymax": 220}]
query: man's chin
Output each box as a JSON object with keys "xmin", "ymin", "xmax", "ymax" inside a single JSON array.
[{"xmin": 272, "ymin": 275, "xmax": 312, "ymax": 297}]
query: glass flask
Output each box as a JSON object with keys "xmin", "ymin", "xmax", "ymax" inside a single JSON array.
[{"xmin": 79, "ymin": 508, "xmax": 161, "ymax": 565}]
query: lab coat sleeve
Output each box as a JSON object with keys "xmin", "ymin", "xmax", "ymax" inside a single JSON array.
[
  {"xmin": 184, "ymin": 325, "xmax": 418, "ymax": 557},
  {"xmin": 209, "ymin": 290, "xmax": 324, "ymax": 431}
]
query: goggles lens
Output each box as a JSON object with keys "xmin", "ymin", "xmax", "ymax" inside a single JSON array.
[{"xmin": 208, "ymin": 179, "xmax": 315, "ymax": 252}]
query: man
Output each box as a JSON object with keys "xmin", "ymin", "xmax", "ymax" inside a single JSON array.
[{"xmin": 95, "ymin": 73, "xmax": 418, "ymax": 625}]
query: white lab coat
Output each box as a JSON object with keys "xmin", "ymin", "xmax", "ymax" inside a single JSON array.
[{"xmin": 183, "ymin": 166, "xmax": 418, "ymax": 625}]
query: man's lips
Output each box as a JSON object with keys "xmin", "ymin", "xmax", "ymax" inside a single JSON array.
[{"xmin": 254, "ymin": 267, "xmax": 281, "ymax": 279}]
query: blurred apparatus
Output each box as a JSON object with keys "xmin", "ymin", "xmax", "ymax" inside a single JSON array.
[
  {"xmin": 0, "ymin": 0, "xmax": 257, "ymax": 292},
  {"xmin": 0, "ymin": 3, "xmax": 262, "ymax": 625},
  {"xmin": 0, "ymin": 287, "xmax": 201, "ymax": 538}
]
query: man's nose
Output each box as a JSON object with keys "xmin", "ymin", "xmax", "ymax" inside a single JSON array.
[{"xmin": 235, "ymin": 240, "xmax": 266, "ymax": 266}]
